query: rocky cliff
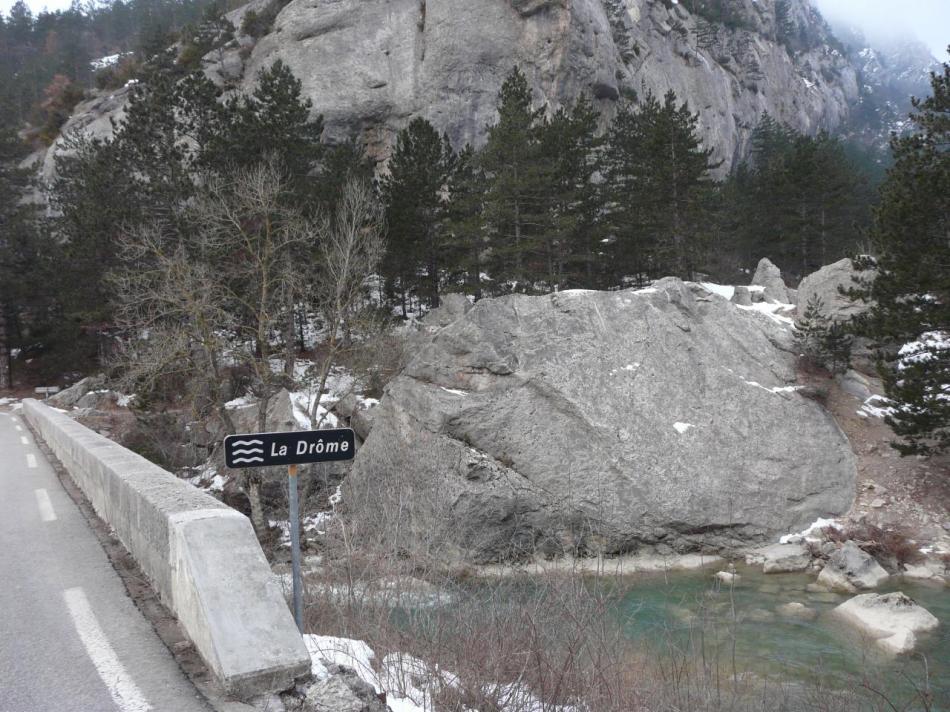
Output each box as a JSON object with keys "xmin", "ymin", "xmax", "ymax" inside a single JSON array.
[
  {"xmin": 344, "ymin": 278, "xmax": 857, "ymax": 562},
  {"xmin": 39, "ymin": 0, "xmax": 860, "ymax": 180},
  {"xmin": 240, "ymin": 0, "xmax": 857, "ymax": 170}
]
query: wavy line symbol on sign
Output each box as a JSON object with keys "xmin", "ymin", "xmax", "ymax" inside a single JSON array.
[
  {"xmin": 232, "ymin": 457, "xmax": 265, "ymax": 464},
  {"xmin": 232, "ymin": 448, "xmax": 264, "ymax": 455},
  {"xmin": 231, "ymin": 439, "xmax": 264, "ymax": 446}
]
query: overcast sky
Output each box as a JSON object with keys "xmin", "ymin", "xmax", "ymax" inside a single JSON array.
[{"xmin": 1, "ymin": 0, "xmax": 947, "ymax": 59}]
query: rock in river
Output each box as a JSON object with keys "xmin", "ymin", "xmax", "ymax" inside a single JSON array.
[{"xmin": 834, "ymin": 592, "xmax": 939, "ymax": 654}]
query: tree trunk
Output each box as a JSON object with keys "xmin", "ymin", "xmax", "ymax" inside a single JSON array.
[
  {"xmin": 0, "ymin": 306, "xmax": 10, "ymax": 391},
  {"xmin": 283, "ymin": 296, "xmax": 296, "ymax": 379}
]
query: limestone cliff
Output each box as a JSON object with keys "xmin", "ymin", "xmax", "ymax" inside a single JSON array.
[
  {"xmin": 37, "ymin": 0, "xmax": 860, "ymax": 181},
  {"xmin": 238, "ymin": 0, "xmax": 858, "ymax": 170}
]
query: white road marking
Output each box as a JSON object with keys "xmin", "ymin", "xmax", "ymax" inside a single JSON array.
[
  {"xmin": 34, "ymin": 489, "xmax": 57, "ymax": 521},
  {"xmin": 26, "ymin": 454, "xmax": 37, "ymax": 468},
  {"xmin": 20, "ymin": 436, "xmax": 29, "ymax": 445},
  {"xmin": 15, "ymin": 424, "xmax": 23, "ymax": 431},
  {"xmin": 63, "ymin": 588, "xmax": 152, "ymax": 712}
]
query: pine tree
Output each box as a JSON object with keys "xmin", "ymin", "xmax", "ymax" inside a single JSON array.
[
  {"xmin": 215, "ymin": 60, "xmax": 324, "ymax": 200},
  {"xmin": 795, "ymin": 295, "xmax": 832, "ymax": 367},
  {"xmin": 538, "ymin": 95, "xmax": 603, "ymax": 288},
  {"xmin": 381, "ymin": 117, "xmax": 455, "ymax": 311},
  {"xmin": 444, "ymin": 145, "xmax": 488, "ymax": 299},
  {"xmin": 856, "ymin": 55, "xmax": 950, "ymax": 455},
  {"xmin": 480, "ymin": 66, "xmax": 548, "ymax": 291},
  {"xmin": 602, "ymin": 91, "xmax": 716, "ymax": 285}
]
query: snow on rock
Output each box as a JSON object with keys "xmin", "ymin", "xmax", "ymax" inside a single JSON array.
[
  {"xmin": 780, "ymin": 517, "xmax": 842, "ymax": 544},
  {"xmin": 736, "ymin": 301, "xmax": 797, "ymax": 327},
  {"xmin": 699, "ymin": 282, "xmax": 736, "ymax": 300}
]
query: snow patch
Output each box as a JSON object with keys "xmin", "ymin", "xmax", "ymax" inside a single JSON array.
[
  {"xmin": 861, "ymin": 394, "xmax": 895, "ymax": 419},
  {"xmin": 699, "ymin": 282, "xmax": 735, "ymax": 300},
  {"xmin": 736, "ymin": 302, "xmax": 796, "ymax": 326},
  {"xmin": 780, "ymin": 518, "xmax": 842, "ymax": 544}
]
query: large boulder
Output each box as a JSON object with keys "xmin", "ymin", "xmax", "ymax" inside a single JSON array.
[
  {"xmin": 751, "ymin": 258, "xmax": 790, "ymax": 303},
  {"xmin": 797, "ymin": 258, "xmax": 876, "ymax": 322},
  {"xmin": 817, "ymin": 541, "xmax": 889, "ymax": 593},
  {"xmin": 345, "ymin": 278, "xmax": 856, "ymax": 562},
  {"xmin": 834, "ymin": 592, "xmax": 939, "ymax": 654}
]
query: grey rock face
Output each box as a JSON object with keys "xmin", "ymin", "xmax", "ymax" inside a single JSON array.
[
  {"xmin": 835, "ymin": 369, "xmax": 872, "ymax": 401},
  {"xmin": 38, "ymin": 0, "xmax": 860, "ymax": 185},
  {"xmin": 817, "ymin": 541, "xmax": 889, "ymax": 592},
  {"xmin": 797, "ymin": 258, "xmax": 876, "ymax": 322},
  {"xmin": 422, "ymin": 293, "xmax": 472, "ymax": 330},
  {"xmin": 751, "ymin": 258, "xmax": 790, "ymax": 303},
  {"xmin": 346, "ymin": 278, "xmax": 856, "ymax": 562},
  {"xmin": 241, "ymin": 0, "xmax": 857, "ymax": 171}
]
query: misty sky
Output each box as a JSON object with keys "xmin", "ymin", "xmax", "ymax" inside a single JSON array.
[{"xmin": 1, "ymin": 0, "xmax": 947, "ymax": 59}]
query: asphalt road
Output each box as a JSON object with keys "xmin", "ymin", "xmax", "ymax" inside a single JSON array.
[{"xmin": 0, "ymin": 408, "xmax": 212, "ymax": 712}]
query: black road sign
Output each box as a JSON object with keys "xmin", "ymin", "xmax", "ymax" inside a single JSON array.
[{"xmin": 224, "ymin": 429, "xmax": 356, "ymax": 469}]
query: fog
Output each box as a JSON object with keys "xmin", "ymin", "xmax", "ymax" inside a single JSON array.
[
  {"xmin": 813, "ymin": 0, "xmax": 946, "ymax": 58},
  {"xmin": 2, "ymin": 0, "xmax": 948, "ymax": 60}
]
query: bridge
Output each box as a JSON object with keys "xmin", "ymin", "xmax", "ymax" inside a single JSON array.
[{"xmin": 0, "ymin": 401, "xmax": 310, "ymax": 711}]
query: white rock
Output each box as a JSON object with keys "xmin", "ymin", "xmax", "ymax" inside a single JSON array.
[
  {"xmin": 834, "ymin": 592, "xmax": 939, "ymax": 654},
  {"xmin": 776, "ymin": 602, "xmax": 818, "ymax": 620},
  {"xmin": 715, "ymin": 571, "xmax": 740, "ymax": 584}
]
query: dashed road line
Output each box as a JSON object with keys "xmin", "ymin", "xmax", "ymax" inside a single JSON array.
[
  {"xmin": 26, "ymin": 453, "xmax": 37, "ymax": 469},
  {"xmin": 20, "ymin": 436, "xmax": 29, "ymax": 445},
  {"xmin": 63, "ymin": 587, "xmax": 152, "ymax": 712},
  {"xmin": 35, "ymin": 489, "xmax": 57, "ymax": 522}
]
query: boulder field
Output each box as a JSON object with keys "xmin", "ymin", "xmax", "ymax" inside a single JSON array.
[{"xmin": 345, "ymin": 277, "xmax": 857, "ymax": 562}]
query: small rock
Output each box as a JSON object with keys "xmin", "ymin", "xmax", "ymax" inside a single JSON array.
[
  {"xmin": 715, "ymin": 571, "xmax": 739, "ymax": 584},
  {"xmin": 834, "ymin": 592, "xmax": 939, "ymax": 654},
  {"xmin": 776, "ymin": 602, "xmax": 818, "ymax": 620},
  {"xmin": 305, "ymin": 666, "xmax": 387, "ymax": 712},
  {"xmin": 870, "ymin": 498, "xmax": 886, "ymax": 509}
]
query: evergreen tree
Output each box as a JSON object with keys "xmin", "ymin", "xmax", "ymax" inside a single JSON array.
[
  {"xmin": 538, "ymin": 95, "xmax": 603, "ymax": 288},
  {"xmin": 855, "ymin": 55, "xmax": 950, "ymax": 455},
  {"xmin": 480, "ymin": 66, "xmax": 548, "ymax": 291},
  {"xmin": 444, "ymin": 145, "xmax": 488, "ymax": 299},
  {"xmin": 602, "ymin": 91, "xmax": 716, "ymax": 284},
  {"xmin": 728, "ymin": 114, "xmax": 869, "ymax": 280},
  {"xmin": 215, "ymin": 60, "xmax": 324, "ymax": 199},
  {"xmin": 381, "ymin": 117, "xmax": 455, "ymax": 311}
]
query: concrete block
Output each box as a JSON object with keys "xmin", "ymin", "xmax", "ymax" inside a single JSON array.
[{"xmin": 23, "ymin": 400, "xmax": 310, "ymax": 697}]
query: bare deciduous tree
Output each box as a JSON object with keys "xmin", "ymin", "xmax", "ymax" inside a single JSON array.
[
  {"xmin": 308, "ymin": 176, "xmax": 385, "ymax": 426},
  {"xmin": 112, "ymin": 158, "xmax": 311, "ymax": 532}
]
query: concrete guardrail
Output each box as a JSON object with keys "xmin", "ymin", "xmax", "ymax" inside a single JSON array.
[{"xmin": 23, "ymin": 399, "xmax": 310, "ymax": 698}]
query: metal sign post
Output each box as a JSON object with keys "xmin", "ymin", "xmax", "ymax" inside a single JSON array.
[
  {"xmin": 224, "ymin": 428, "xmax": 356, "ymax": 634},
  {"xmin": 287, "ymin": 464, "xmax": 304, "ymax": 631}
]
